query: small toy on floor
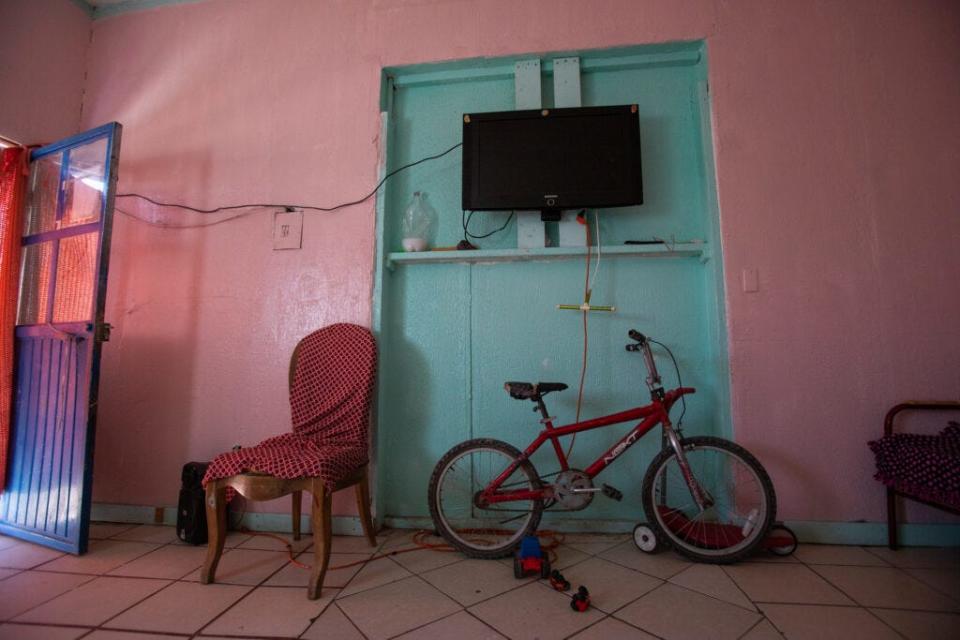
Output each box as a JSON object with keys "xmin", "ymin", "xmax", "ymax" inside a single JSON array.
[
  {"xmin": 570, "ymin": 586, "xmax": 591, "ymax": 612},
  {"xmin": 513, "ymin": 534, "xmax": 551, "ymax": 579},
  {"xmin": 548, "ymin": 570, "xmax": 570, "ymax": 591}
]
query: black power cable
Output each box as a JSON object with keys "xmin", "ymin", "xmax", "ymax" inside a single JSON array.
[
  {"xmin": 461, "ymin": 209, "xmax": 515, "ymax": 242},
  {"xmin": 117, "ymin": 141, "xmax": 463, "ymax": 215},
  {"xmin": 648, "ymin": 338, "xmax": 687, "ymax": 429}
]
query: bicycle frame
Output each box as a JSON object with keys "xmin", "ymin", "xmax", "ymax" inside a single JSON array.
[{"xmin": 479, "ymin": 386, "xmax": 696, "ymax": 506}]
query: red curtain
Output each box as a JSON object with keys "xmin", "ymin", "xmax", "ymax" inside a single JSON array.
[{"xmin": 0, "ymin": 147, "xmax": 27, "ymax": 493}]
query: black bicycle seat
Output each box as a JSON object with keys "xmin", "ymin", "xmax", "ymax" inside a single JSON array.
[{"xmin": 504, "ymin": 381, "xmax": 568, "ymax": 400}]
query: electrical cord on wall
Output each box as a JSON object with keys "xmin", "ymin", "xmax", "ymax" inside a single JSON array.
[
  {"xmin": 461, "ymin": 209, "xmax": 515, "ymax": 242},
  {"xmin": 648, "ymin": 337, "xmax": 687, "ymax": 428},
  {"xmin": 115, "ymin": 206, "xmax": 266, "ymax": 228},
  {"xmin": 567, "ymin": 210, "xmax": 592, "ymax": 460},
  {"xmin": 115, "ymin": 141, "xmax": 463, "ymax": 225},
  {"xmin": 590, "ymin": 211, "xmax": 601, "ymax": 290}
]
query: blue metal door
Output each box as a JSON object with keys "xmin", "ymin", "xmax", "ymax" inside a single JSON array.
[{"xmin": 0, "ymin": 123, "xmax": 122, "ymax": 554}]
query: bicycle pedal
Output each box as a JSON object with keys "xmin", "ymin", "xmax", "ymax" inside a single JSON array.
[{"xmin": 602, "ymin": 484, "xmax": 623, "ymax": 501}]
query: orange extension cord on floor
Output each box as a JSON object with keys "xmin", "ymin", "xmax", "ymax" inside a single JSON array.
[{"xmin": 241, "ymin": 528, "xmax": 565, "ymax": 571}]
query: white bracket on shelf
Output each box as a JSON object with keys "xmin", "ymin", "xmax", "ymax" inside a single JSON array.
[
  {"xmin": 554, "ymin": 57, "xmax": 584, "ymax": 248},
  {"xmin": 514, "ymin": 59, "xmax": 542, "ymax": 110},
  {"xmin": 514, "ymin": 59, "xmax": 545, "ymax": 249}
]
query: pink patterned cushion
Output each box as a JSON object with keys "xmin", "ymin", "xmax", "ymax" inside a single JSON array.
[
  {"xmin": 203, "ymin": 324, "xmax": 376, "ymax": 491},
  {"xmin": 868, "ymin": 422, "xmax": 960, "ymax": 508}
]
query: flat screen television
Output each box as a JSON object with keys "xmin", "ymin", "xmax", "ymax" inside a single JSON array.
[{"xmin": 462, "ymin": 105, "xmax": 642, "ymax": 220}]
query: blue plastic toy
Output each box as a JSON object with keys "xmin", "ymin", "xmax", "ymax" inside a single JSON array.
[{"xmin": 513, "ymin": 535, "xmax": 551, "ymax": 579}]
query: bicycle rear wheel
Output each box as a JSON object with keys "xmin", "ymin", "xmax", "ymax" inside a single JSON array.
[
  {"xmin": 641, "ymin": 436, "xmax": 776, "ymax": 563},
  {"xmin": 428, "ymin": 438, "xmax": 543, "ymax": 559}
]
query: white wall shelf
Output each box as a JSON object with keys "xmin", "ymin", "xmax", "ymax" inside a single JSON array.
[{"xmin": 386, "ymin": 242, "xmax": 706, "ymax": 269}]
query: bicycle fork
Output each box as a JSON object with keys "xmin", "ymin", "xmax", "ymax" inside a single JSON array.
[{"xmin": 662, "ymin": 420, "xmax": 714, "ymax": 512}]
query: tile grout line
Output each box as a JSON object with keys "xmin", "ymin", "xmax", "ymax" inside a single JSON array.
[
  {"xmin": 604, "ymin": 601, "xmax": 670, "ymax": 640},
  {"xmin": 0, "ymin": 619, "xmax": 195, "ymax": 638},
  {"xmin": 601, "ymin": 581, "xmax": 676, "ymax": 638},
  {"xmin": 594, "ymin": 543, "xmax": 690, "ymax": 581},
  {"xmin": 1, "ymin": 526, "xmax": 396, "ymax": 635},
  {"xmin": 599, "ymin": 577, "xmax": 779, "ymax": 638},
  {"xmin": 804, "ymin": 561, "xmax": 895, "ymax": 608},
  {"xmin": 192, "ymin": 538, "xmax": 340, "ymax": 639},
  {"xmin": 861, "ymin": 545, "xmax": 897, "ymax": 566},
  {"xmin": 335, "ymin": 534, "xmax": 681, "ymax": 637},
  {"xmin": 329, "ymin": 600, "xmax": 372, "ymax": 640},
  {"xmin": 558, "ymin": 615, "xmax": 609, "ymax": 640},
  {"xmin": 332, "ymin": 550, "xmax": 416, "ymax": 601},
  {"xmin": 0, "ymin": 571, "xmax": 100, "ymax": 622},
  {"xmin": 335, "ymin": 552, "xmax": 568, "ymax": 635},
  {"xmin": 897, "ymin": 567, "xmax": 960, "ymax": 605},
  {"xmin": 648, "ymin": 568, "xmax": 764, "ymax": 615},
  {"xmin": 462, "ymin": 576, "xmax": 605, "ymax": 640},
  {"xmin": 860, "ymin": 608, "xmax": 910, "ymax": 640},
  {"xmin": 31, "ymin": 525, "xmax": 314, "ymax": 636},
  {"xmin": 717, "ymin": 564, "xmax": 763, "ymax": 613},
  {"xmin": 748, "ymin": 599, "xmax": 960, "ymax": 613},
  {"xmin": 66, "ymin": 574, "xmax": 181, "ymax": 633},
  {"xmin": 381, "ymin": 607, "xmax": 466, "ymax": 639},
  {"xmin": 462, "ymin": 607, "xmax": 512, "ymax": 639},
  {"xmin": 9, "ymin": 528, "xmax": 958, "ymax": 639},
  {"xmin": 447, "ymin": 572, "xmax": 541, "ymax": 610},
  {"xmin": 751, "ymin": 612, "xmax": 787, "ymax": 638},
  {"xmin": 797, "ymin": 554, "xmax": 928, "ymax": 639},
  {"xmin": 735, "ymin": 615, "xmax": 782, "ymax": 639}
]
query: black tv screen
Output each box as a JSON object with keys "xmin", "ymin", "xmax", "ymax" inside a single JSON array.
[{"xmin": 462, "ymin": 105, "xmax": 642, "ymax": 213}]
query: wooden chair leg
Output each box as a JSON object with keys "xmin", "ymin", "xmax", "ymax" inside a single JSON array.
[
  {"xmin": 308, "ymin": 480, "xmax": 332, "ymax": 600},
  {"xmin": 201, "ymin": 481, "xmax": 228, "ymax": 584},
  {"xmin": 292, "ymin": 490, "xmax": 302, "ymax": 541},
  {"xmin": 356, "ymin": 469, "xmax": 377, "ymax": 547}
]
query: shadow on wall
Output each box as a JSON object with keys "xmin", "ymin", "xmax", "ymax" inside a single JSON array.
[
  {"xmin": 377, "ymin": 326, "xmax": 431, "ymax": 519},
  {"xmin": 91, "ymin": 180, "xmax": 210, "ymax": 506}
]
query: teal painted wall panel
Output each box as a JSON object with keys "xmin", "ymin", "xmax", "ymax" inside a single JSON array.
[
  {"xmin": 376, "ymin": 43, "xmax": 728, "ymax": 525},
  {"xmin": 580, "ymin": 65, "xmax": 707, "ymax": 242},
  {"xmin": 387, "ymin": 77, "xmax": 515, "ymax": 251},
  {"xmin": 379, "ymin": 263, "xmax": 471, "ymax": 516},
  {"xmin": 471, "ymin": 258, "xmax": 716, "ymax": 521},
  {"xmin": 385, "ymin": 51, "xmax": 709, "ymax": 252}
]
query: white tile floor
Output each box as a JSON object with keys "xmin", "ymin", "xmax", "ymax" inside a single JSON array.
[{"xmin": 0, "ymin": 524, "xmax": 957, "ymax": 639}]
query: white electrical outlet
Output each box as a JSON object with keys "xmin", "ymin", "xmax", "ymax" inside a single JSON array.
[{"xmin": 273, "ymin": 210, "xmax": 303, "ymax": 250}]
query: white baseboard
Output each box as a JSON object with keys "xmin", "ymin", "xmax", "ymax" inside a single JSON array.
[
  {"xmin": 91, "ymin": 503, "xmax": 367, "ymax": 536},
  {"xmin": 92, "ymin": 503, "xmax": 960, "ymax": 547}
]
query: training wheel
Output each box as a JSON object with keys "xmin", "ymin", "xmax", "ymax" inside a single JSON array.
[
  {"xmin": 633, "ymin": 523, "xmax": 661, "ymax": 554},
  {"xmin": 766, "ymin": 524, "xmax": 798, "ymax": 556}
]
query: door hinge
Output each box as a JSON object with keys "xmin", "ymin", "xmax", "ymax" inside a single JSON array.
[{"xmin": 94, "ymin": 322, "xmax": 113, "ymax": 343}]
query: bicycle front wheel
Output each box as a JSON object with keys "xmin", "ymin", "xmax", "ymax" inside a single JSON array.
[
  {"xmin": 428, "ymin": 438, "xmax": 543, "ymax": 559},
  {"xmin": 642, "ymin": 436, "xmax": 776, "ymax": 563}
]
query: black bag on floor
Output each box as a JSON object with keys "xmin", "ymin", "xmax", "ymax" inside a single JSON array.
[{"xmin": 177, "ymin": 462, "xmax": 210, "ymax": 544}]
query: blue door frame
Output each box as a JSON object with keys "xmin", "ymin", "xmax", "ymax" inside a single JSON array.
[{"xmin": 0, "ymin": 123, "xmax": 122, "ymax": 554}]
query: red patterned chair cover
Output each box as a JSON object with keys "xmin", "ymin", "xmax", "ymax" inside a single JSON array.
[
  {"xmin": 868, "ymin": 421, "xmax": 960, "ymax": 508},
  {"xmin": 202, "ymin": 324, "xmax": 377, "ymax": 492}
]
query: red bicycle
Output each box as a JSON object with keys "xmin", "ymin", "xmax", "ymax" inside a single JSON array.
[{"xmin": 428, "ymin": 329, "xmax": 777, "ymax": 563}]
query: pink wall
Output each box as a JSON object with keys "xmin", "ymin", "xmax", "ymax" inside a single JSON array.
[
  {"xmin": 0, "ymin": 0, "xmax": 90, "ymax": 144},
  {"xmin": 75, "ymin": 0, "xmax": 960, "ymax": 522}
]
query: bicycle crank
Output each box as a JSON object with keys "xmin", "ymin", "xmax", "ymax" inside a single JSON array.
[{"xmin": 552, "ymin": 470, "xmax": 595, "ymax": 510}]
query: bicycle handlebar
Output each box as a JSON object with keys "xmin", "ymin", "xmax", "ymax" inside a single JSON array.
[{"xmin": 626, "ymin": 329, "xmax": 662, "ymax": 390}]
